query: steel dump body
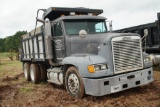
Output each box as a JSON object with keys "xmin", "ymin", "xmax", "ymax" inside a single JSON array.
[
  {"xmin": 21, "ymin": 7, "xmax": 154, "ymax": 97},
  {"xmin": 21, "ymin": 26, "xmax": 45, "ymax": 62}
]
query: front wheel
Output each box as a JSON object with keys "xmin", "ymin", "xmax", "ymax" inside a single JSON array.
[{"xmin": 65, "ymin": 66, "xmax": 85, "ymax": 98}]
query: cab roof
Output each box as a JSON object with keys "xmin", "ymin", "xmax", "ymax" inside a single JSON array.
[{"xmin": 53, "ymin": 15, "xmax": 107, "ymax": 22}]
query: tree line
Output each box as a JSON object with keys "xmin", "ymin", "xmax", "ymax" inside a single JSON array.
[{"xmin": 0, "ymin": 31, "xmax": 27, "ymax": 52}]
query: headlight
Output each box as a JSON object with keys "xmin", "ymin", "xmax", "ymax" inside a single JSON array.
[
  {"xmin": 88, "ymin": 64, "xmax": 108, "ymax": 73},
  {"xmin": 101, "ymin": 65, "xmax": 107, "ymax": 70},
  {"xmin": 144, "ymin": 57, "xmax": 150, "ymax": 62},
  {"xmin": 94, "ymin": 65, "xmax": 100, "ymax": 71}
]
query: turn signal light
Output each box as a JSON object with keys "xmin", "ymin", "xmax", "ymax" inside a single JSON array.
[{"xmin": 88, "ymin": 65, "xmax": 95, "ymax": 73}]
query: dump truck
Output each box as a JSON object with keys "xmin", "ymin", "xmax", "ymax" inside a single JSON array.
[{"xmin": 21, "ymin": 7, "xmax": 153, "ymax": 98}]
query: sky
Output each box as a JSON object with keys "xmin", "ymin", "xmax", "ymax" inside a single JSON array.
[{"xmin": 0, "ymin": 0, "xmax": 160, "ymax": 38}]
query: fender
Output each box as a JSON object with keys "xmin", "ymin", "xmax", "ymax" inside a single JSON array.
[{"xmin": 61, "ymin": 54, "xmax": 109, "ymax": 78}]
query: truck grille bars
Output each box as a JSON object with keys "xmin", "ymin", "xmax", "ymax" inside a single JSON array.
[{"xmin": 112, "ymin": 36, "xmax": 143, "ymax": 74}]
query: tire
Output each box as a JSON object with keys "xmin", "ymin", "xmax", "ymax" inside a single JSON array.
[
  {"xmin": 30, "ymin": 64, "xmax": 40, "ymax": 84},
  {"xmin": 24, "ymin": 62, "xmax": 31, "ymax": 81},
  {"xmin": 65, "ymin": 66, "xmax": 85, "ymax": 98},
  {"xmin": 39, "ymin": 64, "xmax": 47, "ymax": 81}
]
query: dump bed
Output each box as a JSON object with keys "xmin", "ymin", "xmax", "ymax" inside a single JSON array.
[{"xmin": 21, "ymin": 26, "xmax": 45, "ymax": 61}]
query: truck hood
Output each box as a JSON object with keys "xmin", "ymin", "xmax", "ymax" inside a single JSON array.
[
  {"xmin": 69, "ymin": 33, "xmax": 140, "ymax": 55},
  {"xmin": 70, "ymin": 33, "xmax": 140, "ymax": 44}
]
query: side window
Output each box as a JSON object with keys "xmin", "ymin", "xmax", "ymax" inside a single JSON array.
[
  {"xmin": 54, "ymin": 22, "xmax": 63, "ymax": 36},
  {"xmin": 95, "ymin": 22, "xmax": 106, "ymax": 33}
]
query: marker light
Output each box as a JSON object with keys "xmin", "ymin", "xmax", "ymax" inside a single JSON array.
[{"xmin": 88, "ymin": 65, "xmax": 95, "ymax": 73}]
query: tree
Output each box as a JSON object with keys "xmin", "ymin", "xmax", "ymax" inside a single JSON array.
[
  {"xmin": 0, "ymin": 38, "xmax": 4, "ymax": 52},
  {"xmin": 0, "ymin": 31, "xmax": 27, "ymax": 52},
  {"xmin": 4, "ymin": 36, "xmax": 12, "ymax": 52},
  {"xmin": 11, "ymin": 31, "xmax": 27, "ymax": 51}
]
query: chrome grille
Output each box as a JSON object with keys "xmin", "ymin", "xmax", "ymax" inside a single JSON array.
[{"xmin": 112, "ymin": 36, "xmax": 143, "ymax": 74}]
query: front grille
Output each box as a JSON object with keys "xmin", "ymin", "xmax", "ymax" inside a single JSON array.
[{"xmin": 112, "ymin": 36, "xmax": 143, "ymax": 74}]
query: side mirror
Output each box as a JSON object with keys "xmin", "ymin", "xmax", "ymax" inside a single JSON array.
[
  {"xmin": 109, "ymin": 21, "xmax": 112, "ymax": 32},
  {"xmin": 79, "ymin": 30, "xmax": 88, "ymax": 38},
  {"xmin": 106, "ymin": 20, "xmax": 112, "ymax": 32},
  {"xmin": 142, "ymin": 29, "xmax": 148, "ymax": 52},
  {"xmin": 144, "ymin": 29, "xmax": 148, "ymax": 37},
  {"xmin": 141, "ymin": 29, "xmax": 148, "ymax": 40}
]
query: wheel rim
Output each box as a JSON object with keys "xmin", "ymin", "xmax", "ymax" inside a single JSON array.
[
  {"xmin": 68, "ymin": 74, "xmax": 80, "ymax": 94},
  {"xmin": 30, "ymin": 67, "xmax": 35, "ymax": 81}
]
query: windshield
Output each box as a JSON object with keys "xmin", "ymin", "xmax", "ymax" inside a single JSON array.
[{"xmin": 64, "ymin": 20, "xmax": 107, "ymax": 35}]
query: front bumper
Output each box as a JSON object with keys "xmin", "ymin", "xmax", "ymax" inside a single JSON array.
[{"xmin": 82, "ymin": 67, "xmax": 153, "ymax": 96}]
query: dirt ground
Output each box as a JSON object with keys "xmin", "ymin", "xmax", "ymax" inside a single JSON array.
[{"xmin": 0, "ymin": 61, "xmax": 160, "ymax": 107}]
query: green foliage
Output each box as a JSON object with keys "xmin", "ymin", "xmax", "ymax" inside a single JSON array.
[
  {"xmin": 4, "ymin": 36, "xmax": 12, "ymax": 52},
  {"xmin": 0, "ymin": 52, "xmax": 16, "ymax": 58},
  {"xmin": 0, "ymin": 31, "xmax": 27, "ymax": 52},
  {"xmin": 0, "ymin": 38, "xmax": 4, "ymax": 52}
]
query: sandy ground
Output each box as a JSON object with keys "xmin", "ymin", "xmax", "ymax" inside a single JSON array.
[{"xmin": 0, "ymin": 61, "xmax": 160, "ymax": 107}]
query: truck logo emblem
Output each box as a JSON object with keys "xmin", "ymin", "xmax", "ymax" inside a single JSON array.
[
  {"xmin": 55, "ymin": 40, "xmax": 62, "ymax": 49},
  {"xmin": 122, "ymin": 37, "xmax": 131, "ymax": 40}
]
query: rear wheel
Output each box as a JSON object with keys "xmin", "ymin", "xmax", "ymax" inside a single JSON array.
[
  {"xmin": 39, "ymin": 64, "xmax": 47, "ymax": 81},
  {"xmin": 65, "ymin": 66, "xmax": 85, "ymax": 98},
  {"xmin": 24, "ymin": 62, "xmax": 31, "ymax": 81},
  {"xmin": 30, "ymin": 64, "xmax": 40, "ymax": 84}
]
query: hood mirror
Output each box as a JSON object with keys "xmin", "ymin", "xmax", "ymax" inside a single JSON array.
[{"xmin": 79, "ymin": 30, "xmax": 88, "ymax": 38}]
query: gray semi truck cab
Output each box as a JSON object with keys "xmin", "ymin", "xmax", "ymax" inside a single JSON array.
[{"xmin": 21, "ymin": 7, "xmax": 153, "ymax": 98}]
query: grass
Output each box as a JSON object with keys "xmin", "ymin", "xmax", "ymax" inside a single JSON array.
[
  {"xmin": 0, "ymin": 52, "xmax": 47, "ymax": 86},
  {"xmin": 19, "ymin": 87, "xmax": 33, "ymax": 93},
  {"xmin": 0, "ymin": 52, "xmax": 17, "ymax": 60},
  {"xmin": 0, "ymin": 61, "xmax": 22, "ymax": 76},
  {"xmin": 0, "ymin": 52, "xmax": 22, "ymax": 79}
]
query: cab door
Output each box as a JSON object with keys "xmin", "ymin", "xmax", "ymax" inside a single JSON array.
[{"xmin": 53, "ymin": 22, "xmax": 65, "ymax": 62}]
